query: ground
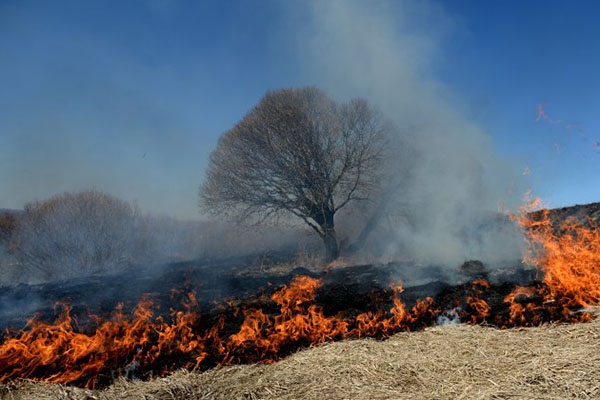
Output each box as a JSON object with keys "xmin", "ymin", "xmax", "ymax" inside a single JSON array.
[{"xmin": 3, "ymin": 203, "xmax": 600, "ymax": 398}]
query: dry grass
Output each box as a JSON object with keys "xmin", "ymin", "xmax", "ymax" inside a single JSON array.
[{"xmin": 2, "ymin": 318, "xmax": 600, "ymax": 400}]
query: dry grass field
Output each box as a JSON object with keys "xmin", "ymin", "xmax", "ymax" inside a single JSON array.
[{"xmin": 2, "ymin": 315, "xmax": 599, "ymax": 400}]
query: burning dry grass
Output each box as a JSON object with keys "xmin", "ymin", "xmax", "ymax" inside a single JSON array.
[
  {"xmin": 3, "ymin": 316, "xmax": 600, "ymax": 400},
  {"xmin": 3, "ymin": 199, "xmax": 600, "ymax": 398}
]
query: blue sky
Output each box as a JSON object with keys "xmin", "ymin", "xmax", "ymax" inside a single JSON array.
[
  {"xmin": 442, "ymin": 1, "xmax": 600, "ymax": 207},
  {"xmin": 1, "ymin": 0, "xmax": 599, "ymax": 219}
]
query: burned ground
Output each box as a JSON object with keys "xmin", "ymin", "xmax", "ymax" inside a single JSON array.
[
  {"xmin": 0, "ymin": 202, "xmax": 598, "ymax": 392},
  {"xmin": 0, "ymin": 255, "xmax": 539, "ymax": 388},
  {"xmin": 0, "ymin": 254, "xmax": 533, "ymax": 335}
]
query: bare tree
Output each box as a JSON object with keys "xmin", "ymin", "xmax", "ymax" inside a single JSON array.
[{"xmin": 200, "ymin": 87, "xmax": 389, "ymax": 261}]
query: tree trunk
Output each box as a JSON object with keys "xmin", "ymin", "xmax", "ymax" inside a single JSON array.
[
  {"xmin": 323, "ymin": 229, "xmax": 339, "ymax": 262},
  {"xmin": 309, "ymin": 203, "xmax": 339, "ymax": 262},
  {"xmin": 322, "ymin": 210, "xmax": 339, "ymax": 262}
]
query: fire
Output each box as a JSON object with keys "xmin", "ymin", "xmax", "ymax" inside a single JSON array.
[
  {"xmin": 223, "ymin": 276, "xmax": 348, "ymax": 364},
  {"xmin": 0, "ymin": 296, "xmax": 215, "ymax": 388},
  {"xmin": 517, "ymin": 198, "xmax": 600, "ymax": 307},
  {"xmin": 353, "ymin": 283, "xmax": 437, "ymax": 338},
  {"xmin": 1, "ymin": 195, "xmax": 600, "ymax": 387},
  {"xmin": 502, "ymin": 195, "xmax": 600, "ymax": 326},
  {"xmin": 503, "ymin": 285, "xmax": 543, "ymax": 326},
  {"xmin": 0, "ymin": 276, "xmax": 437, "ymax": 388},
  {"xmin": 464, "ymin": 278, "xmax": 491, "ymax": 324}
]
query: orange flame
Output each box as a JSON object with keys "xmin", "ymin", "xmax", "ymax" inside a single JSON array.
[
  {"xmin": 2, "ymin": 195, "xmax": 600, "ymax": 387},
  {"xmin": 465, "ymin": 278, "xmax": 491, "ymax": 324},
  {"xmin": 0, "ymin": 276, "xmax": 439, "ymax": 387},
  {"xmin": 503, "ymin": 195, "xmax": 599, "ymax": 325},
  {"xmin": 516, "ymin": 200, "xmax": 600, "ymax": 307}
]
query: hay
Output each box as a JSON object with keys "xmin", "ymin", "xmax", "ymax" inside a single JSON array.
[{"xmin": 3, "ymin": 318, "xmax": 600, "ymax": 400}]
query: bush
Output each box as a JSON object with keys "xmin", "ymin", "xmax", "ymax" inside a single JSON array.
[
  {"xmin": 9, "ymin": 190, "xmax": 140, "ymax": 281},
  {"xmin": 4, "ymin": 190, "xmax": 320, "ymax": 285},
  {"xmin": 0, "ymin": 211, "xmax": 18, "ymax": 245}
]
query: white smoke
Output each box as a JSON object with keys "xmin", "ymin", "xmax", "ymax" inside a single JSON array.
[{"xmin": 283, "ymin": 0, "xmax": 524, "ymax": 265}]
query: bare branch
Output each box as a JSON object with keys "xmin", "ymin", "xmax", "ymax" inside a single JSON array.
[{"xmin": 199, "ymin": 87, "xmax": 390, "ymax": 261}]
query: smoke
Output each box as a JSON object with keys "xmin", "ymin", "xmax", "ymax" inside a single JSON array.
[
  {"xmin": 0, "ymin": 0, "xmax": 527, "ymax": 274},
  {"xmin": 285, "ymin": 0, "xmax": 525, "ymax": 266},
  {"xmin": 0, "ymin": 191, "xmax": 316, "ymax": 286}
]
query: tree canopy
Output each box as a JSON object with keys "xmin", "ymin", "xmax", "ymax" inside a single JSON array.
[{"xmin": 200, "ymin": 87, "xmax": 390, "ymax": 261}]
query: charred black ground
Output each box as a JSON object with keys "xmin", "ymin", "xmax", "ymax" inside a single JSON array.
[
  {"xmin": 0, "ymin": 202, "xmax": 598, "ymax": 388},
  {"xmin": 0, "ymin": 255, "xmax": 534, "ymax": 335}
]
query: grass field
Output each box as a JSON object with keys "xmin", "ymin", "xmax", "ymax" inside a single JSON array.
[{"xmin": 2, "ymin": 314, "xmax": 598, "ymax": 400}]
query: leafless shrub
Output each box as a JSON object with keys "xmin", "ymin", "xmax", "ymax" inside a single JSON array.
[
  {"xmin": 8, "ymin": 190, "xmax": 140, "ymax": 281},
  {"xmin": 2, "ymin": 190, "xmax": 317, "ymax": 284},
  {"xmin": 0, "ymin": 211, "xmax": 18, "ymax": 245}
]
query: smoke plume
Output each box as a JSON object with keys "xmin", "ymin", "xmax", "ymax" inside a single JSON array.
[{"xmin": 285, "ymin": 0, "xmax": 524, "ymax": 266}]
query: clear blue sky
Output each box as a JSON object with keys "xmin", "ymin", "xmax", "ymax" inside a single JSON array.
[{"xmin": 1, "ymin": 0, "xmax": 599, "ymax": 219}]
